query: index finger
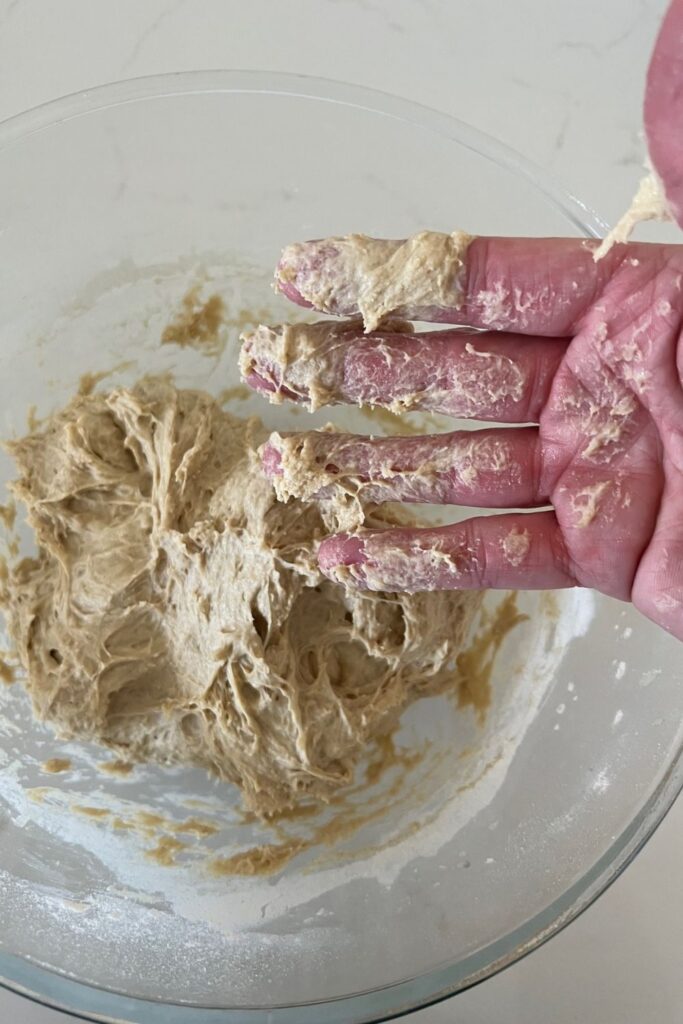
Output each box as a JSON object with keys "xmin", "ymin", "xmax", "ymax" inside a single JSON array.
[{"xmin": 275, "ymin": 232, "xmax": 653, "ymax": 336}]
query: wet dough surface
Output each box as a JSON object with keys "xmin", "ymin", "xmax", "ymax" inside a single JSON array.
[{"xmin": 1, "ymin": 379, "xmax": 480, "ymax": 816}]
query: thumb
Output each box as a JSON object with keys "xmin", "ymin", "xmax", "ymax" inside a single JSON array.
[{"xmin": 645, "ymin": 0, "xmax": 683, "ymax": 227}]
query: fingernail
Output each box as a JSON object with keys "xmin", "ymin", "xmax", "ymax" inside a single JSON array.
[
  {"xmin": 260, "ymin": 441, "xmax": 283, "ymax": 478},
  {"xmin": 275, "ymin": 244, "xmax": 314, "ymax": 307},
  {"xmin": 245, "ymin": 370, "xmax": 276, "ymax": 395},
  {"xmin": 319, "ymin": 534, "xmax": 367, "ymax": 573},
  {"xmin": 278, "ymin": 279, "xmax": 312, "ymax": 307}
]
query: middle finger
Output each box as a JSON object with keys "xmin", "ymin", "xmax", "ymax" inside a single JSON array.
[{"xmin": 241, "ymin": 320, "xmax": 567, "ymax": 423}]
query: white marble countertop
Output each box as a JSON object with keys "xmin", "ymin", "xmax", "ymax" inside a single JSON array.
[{"xmin": 0, "ymin": 1, "xmax": 680, "ymax": 1021}]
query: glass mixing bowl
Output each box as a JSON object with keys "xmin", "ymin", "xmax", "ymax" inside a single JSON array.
[{"xmin": 0, "ymin": 71, "xmax": 681, "ymax": 1024}]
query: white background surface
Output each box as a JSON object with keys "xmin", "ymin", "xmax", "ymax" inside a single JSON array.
[{"xmin": 0, "ymin": 1, "xmax": 681, "ymax": 1022}]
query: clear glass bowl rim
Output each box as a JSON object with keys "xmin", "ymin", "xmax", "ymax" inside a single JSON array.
[{"xmin": 0, "ymin": 68, "xmax": 678, "ymax": 1024}]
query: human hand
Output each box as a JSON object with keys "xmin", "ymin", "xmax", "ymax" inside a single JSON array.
[
  {"xmin": 240, "ymin": 0, "xmax": 683, "ymax": 640},
  {"xmin": 242, "ymin": 233, "xmax": 683, "ymax": 640}
]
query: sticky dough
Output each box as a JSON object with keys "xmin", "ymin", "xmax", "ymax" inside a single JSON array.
[
  {"xmin": 1, "ymin": 379, "xmax": 481, "ymax": 816},
  {"xmin": 594, "ymin": 170, "xmax": 670, "ymax": 260}
]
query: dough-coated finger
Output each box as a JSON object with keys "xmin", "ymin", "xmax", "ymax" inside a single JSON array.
[
  {"xmin": 241, "ymin": 320, "xmax": 566, "ymax": 423},
  {"xmin": 262, "ymin": 427, "xmax": 544, "ymax": 508},
  {"xmin": 276, "ymin": 234, "xmax": 646, "ymax": 336},
  {"xmin": 317, "ymin": 511, "xmax": 577, "ymax": 592}
]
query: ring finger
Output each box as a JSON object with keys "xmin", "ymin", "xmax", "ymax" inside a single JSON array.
[{"xmin": 262, "ymin": 426, "xmax": 544, "ymax": 508}]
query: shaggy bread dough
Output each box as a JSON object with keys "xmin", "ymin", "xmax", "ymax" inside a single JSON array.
[{"xmin": 1, "ymin": 378, "xmax": 481, "ymax": 816}]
